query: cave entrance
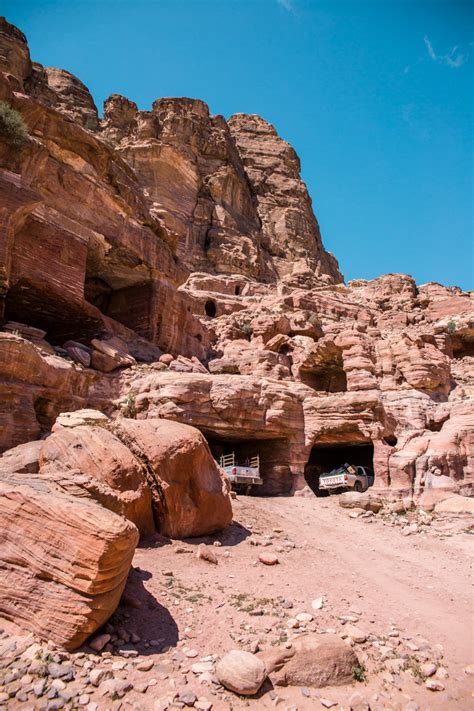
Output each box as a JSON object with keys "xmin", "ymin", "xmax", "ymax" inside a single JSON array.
[
  {"xmin": 304, "ymin": 441, "xmax": 374, "ymax": 496},
  {"xmin": 205, "ymin": 299, "xmax": 217, "ymax": 318},
  {"xmin": 452, "ymin": 339, "xmax": 474, "ymax": 359},
  {"xmin": 205, "ymin": 434, "xmax": 292, "ymax": 496},
  {"xmin": 83, "ymin": 234, "xmax": 154, "ymax": 339},
  {"xmin": 299, "ymin": 346, "xmax": 347, "ymax": 393},
  {"xmin": 300, "ymin": 366, "xmax": 347, "ymax": 392},
  {"xmin": 4, "ymin": 280, "xmax": 101, "ymax": 345}
]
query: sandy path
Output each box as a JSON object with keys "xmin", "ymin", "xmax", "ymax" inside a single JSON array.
[{"xmin": 124, "ymin": 495, "xmax": 474, "ymax": 710}]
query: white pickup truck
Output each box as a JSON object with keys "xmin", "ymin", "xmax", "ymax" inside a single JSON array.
[
  {"xmin": 319, "ymin": 463, "xmax": 374, "ymax": 493},
  {"xmin": 219, "ymin": 453, "xmax": 263, "ymax": 494}
]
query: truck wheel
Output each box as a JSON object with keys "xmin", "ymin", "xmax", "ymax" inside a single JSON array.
[{"xmin": 353, "ymin": 482, "xmax": 362, "ymax": 492}]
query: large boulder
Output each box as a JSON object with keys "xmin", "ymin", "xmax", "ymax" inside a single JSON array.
[
  {"xmin": 40, "ymin": 425, "xmax": 154, "ymax": 537},
  {"xmin": 0, "ymin": 440, "xmax": 41, "ymax": 473},
  {"xmin": 0, "ymin": 474, "xmax": 138, "ymax": 650},
  {"xmin": 258, "ymin": 633, "xmax": 359, "ymax": 688},
  {"xmin": 111, "ymin": 418, "xmax": 233, "ymax": 538},
  {"xmin": 434, "ymin": 495, "xmax": 474, "ymax": 515},
  {"xmin": 338, "ymin": 491, "xmax": 383, "ymax": 513}
]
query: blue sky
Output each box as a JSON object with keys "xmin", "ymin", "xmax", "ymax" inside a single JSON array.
[{"xmin": 4, "ymin": 0, "xmax": 473, "ymax": 290}]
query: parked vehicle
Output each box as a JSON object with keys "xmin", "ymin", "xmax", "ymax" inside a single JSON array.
[
  {"xmin": 318, "ymin": 463, "xmax": 374, "ymax": 493},
  {"xmin": 219, "ymin": 452, "xmax": 262, "ymax": 494}
]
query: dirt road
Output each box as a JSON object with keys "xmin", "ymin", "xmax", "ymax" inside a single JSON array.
[
  {"xmin": 2, "ymin": 495, "xmax": 473, "ymax": 709},
  {"xmin": 125, "ymin": 495, "xmax": 473, "ymax": 710}
]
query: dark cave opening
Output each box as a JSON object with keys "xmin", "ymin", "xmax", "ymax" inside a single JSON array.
[
  {"xmin": 304, "ymin": 441, "xmax": 374, "ymax": 496},
  {"xmin": 300, "ymin": 366, "xmax": 347, "ymax": 393},
  {"xmin": 205, "ymin": 434, "xmax": 292, "ymax": 495},
  {"xmin": 4, "ymin": 280, "xmax": 101, "ymax": 345},
  {"xmin": 205, "ymin": 299, "xmax": 217, "ymax": 318}
]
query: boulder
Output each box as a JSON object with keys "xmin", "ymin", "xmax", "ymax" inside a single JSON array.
[
  {"xmin": 216, "ymin": 650, "xmax": 266, "ymax": 695},
  {"xmin": 339, "ymin": 492, "xmax": 383, "ymax": 513},
  {"xmin": 0, "ymin": 474, "xmax": 138, "ymax": 650},
  {"xmin": 0, "ymin": 440, "xmax": 41, "ymax": 474},
  {"xmin": 111, "ymin": 418, "xmax": 232, "ymax": 538},
  {"xmin": 258, "ymin": 634, "xmax": 359, "ymax": 688},
  {"xmin": 39, "ymin": 425, "xmax": 154, "ymax": 537},
  {"xmin": 52, "ymin": 409, "xmax": 109, "ymax": 431},
  {"xmin": 434, "ymin": 495, "xmax": 474, "ymax": 515},
  {"xmin": 63, "ymin": 340, "xmax": 91, "ymax": 368},
  {"xmin": 91, "ymin": 338, "xmax": 136, "ymax": 372}
]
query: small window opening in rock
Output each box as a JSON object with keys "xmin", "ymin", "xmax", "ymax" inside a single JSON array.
[
  {"xmin": 195, "ymin": 333, "xmax": 202, "ymax": 342},
  {"xmin": 383, "ymin": 435, "xmax": 398, "ymax": 447},
  {"xmin": 279, "ymin": 344, "xmax": 292, "ymax": 356},
  {"xmin": 205, "ymin": 299, "xmax": 217, "ymax": 318},
  {"xmin": 426, "ymin": 416, "xmax": 449, "ymax": 432},
  {"xmin": 235, "ymin": 285, "xmax": 241, "ymax": 296},
  {"xmin": 304, "ymin": 441, "xmax": 374, "ymax": 497}
]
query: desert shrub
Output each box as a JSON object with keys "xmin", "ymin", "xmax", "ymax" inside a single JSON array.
[
  {"xmin": 447, "ymin": 320, "xmax": 456, "ymax": 335},
  {"xmin": 121, "ymin": 392, "xmax": 137, "ymax": 419},
  {"xmin": 241, "ymin": 322, "xmax": 253, "ymax": 336},
  {"xmin": 0, "ymin": 101, "xmax": 28, "ymax": 147},
  {"xmin": 353, "ymin": 663, "xmax": 367, "ymax": 682}
]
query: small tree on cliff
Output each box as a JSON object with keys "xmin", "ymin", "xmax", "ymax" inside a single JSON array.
[{"xmin": 0, "ymin": 101, "xmax": 28, "ymax": 148}]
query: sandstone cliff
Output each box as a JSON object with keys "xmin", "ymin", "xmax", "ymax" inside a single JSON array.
[{"xmin": 0, "ymin": 15, "xmax": 473, "ymax": 510}]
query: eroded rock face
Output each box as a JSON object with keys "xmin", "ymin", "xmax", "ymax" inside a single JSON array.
[
  {"xmin": 0, "ymin": 473, "xmax": 138, "ymax": 650},
  {"xmin": 228, "ymin": 114, "xmax": 343, "ymax": 288},
  {"xmin": 0, "ymin": 16, "xmax": 472, "ymax": 505}
]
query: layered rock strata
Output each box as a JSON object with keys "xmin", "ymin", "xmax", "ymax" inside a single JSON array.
[{"xmin": 0, "ymin": 15, "xmax": 472, "ymax": 509}]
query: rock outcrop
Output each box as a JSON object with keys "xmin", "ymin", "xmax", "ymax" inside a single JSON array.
[
  {"xmin": 0, "ymin": 14, "xmax": 472, "ymax": 511},
  {"xmin": 111, "ymin": 418, "xmax": 233, "ymax": 538},
  {"xmin": 0, "ymin": 472, "xmax": 138, "ymax": 650}
]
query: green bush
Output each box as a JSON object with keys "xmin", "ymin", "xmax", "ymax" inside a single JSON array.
[
  {"xmin": 241, "ymin": 322, "xmax": 253, "ymax": 337},
  {"xmin": 447, "ymin": 320, "xmax": 456, "ymax": 335},
  {"xmin": 0, "ymin": 101, "xmax": 28, "ymax": 148}
]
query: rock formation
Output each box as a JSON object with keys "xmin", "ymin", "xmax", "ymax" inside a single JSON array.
[{"xmin": 0, "ymin": 13, "xmax": 472, "ymax": 511}]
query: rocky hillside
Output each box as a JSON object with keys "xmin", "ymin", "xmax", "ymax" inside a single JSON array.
[
  {"xmin": 1, "ymin": 16, "xmax": 473, "ymax": 503},
  {"xmin": 0, "ymin": 14, "xmax": 473, "ymax": 707}
]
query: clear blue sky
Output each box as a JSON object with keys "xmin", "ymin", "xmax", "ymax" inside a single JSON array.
[{"xmin": 4, "ymin": 0, "xmax": 473, "ymax": 290}]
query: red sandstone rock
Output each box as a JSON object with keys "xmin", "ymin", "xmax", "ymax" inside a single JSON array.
[
  {"xmin": 257, "ymin": 633, "xmax": 359, "ymax": 687},
  {"xmin": 111, "ymin": 418, "xmax": 233, "ymax": 538},
  {"xmin": 0, "ymin": 472, "xmax": 138, "ymax": 650},
  {"xmin": 0, "ymin": 17, "xmax": 472, "ymax": 504},
  {"xmin": 39, "ymin": 424, "xmax": 155, "ymax": 537}
]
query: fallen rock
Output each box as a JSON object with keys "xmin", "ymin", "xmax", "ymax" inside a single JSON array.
[
  {"xmin": 345, "ymin": 625, "xmax": 367, "ymax": 643},
  {"xmin": 339, "ymin": 492, "xmax": 383, "ymax": 513},
  {"xmin": 91, "ymin": 338, "xmax": 136, "ymax": 372},
  {"xmin": 0, "ymin": 474, "xmax": 138, "ymax": 650},
  {"xmin": 196, "ymin": 544, "xmax": 218, "ymax": 564},
  {"xmin": 258, "ymin": 552, "xmax": 279, "ymax": 566},
  {"xmin": 434, "ymin": 495, "xmax": 474, "ymax": 515},
  {"xmin": 311, "ymin": 597, "xmax": 324, "ymax": 610},
  {"xmin": 39, "ymin": 425, "xmax": 154, "ymax": 537},
  {"xmin": 63, "ymin": 340, "xmax": 91, "ymax": 368},
  {"xmin": 258, "ymin": 633, "xmax": 359, "ymax": 688},
  {"xmin": 111, "ymin": 418, "xmax": 232, "ymax": 538},
  {"xmin": 89, "ymin": 633, "xmax": 111, "ymax": 652},
  {"xmin": 216, "ymin": 650, "xmax": 266, "ymax": 695}
]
